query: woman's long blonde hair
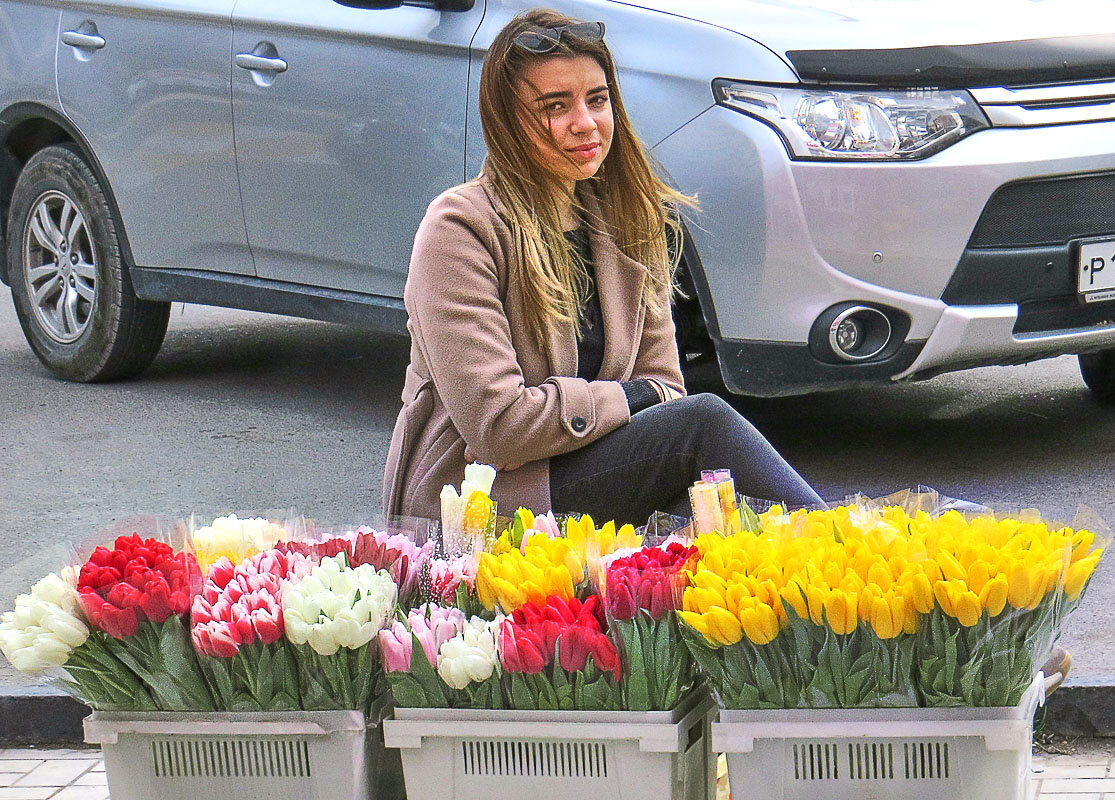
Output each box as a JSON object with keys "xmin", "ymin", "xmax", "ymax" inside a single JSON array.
[{"xmin": 479, "ymin": 8, "xmax": 697, "ymax": 347}]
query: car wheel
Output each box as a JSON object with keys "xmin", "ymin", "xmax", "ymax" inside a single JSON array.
[
  {"xmin": 6, "ymin": 143, "xmax": 170, "ymax": 381},
  {"xmin": 1079, "ymin": 350, "xmax": 1115, "ymax": 403}
]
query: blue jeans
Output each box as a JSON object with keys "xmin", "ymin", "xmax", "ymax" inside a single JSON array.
[{"xmin": 549, "ymin": 393, "xmax": 822, "ymax": 525}]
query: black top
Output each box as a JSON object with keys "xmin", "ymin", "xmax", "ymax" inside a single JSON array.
[
  {"xmin": 564, "ymin": 225, "xmax": 605, "ymax": 382},
  {"xmin": 564, "ymin": 224, "xmax": 661, "ymax": 416}
]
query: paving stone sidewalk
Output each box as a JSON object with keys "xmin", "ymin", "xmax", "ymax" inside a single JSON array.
[{"xmin": 0, "ymin": 742, "xmax": 1112, "ymax": 799}]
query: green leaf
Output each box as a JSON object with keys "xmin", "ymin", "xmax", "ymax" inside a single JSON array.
[
  {"xmin": 387, "ymin": 674, "xmax": 432, "ymax": 708},
  {"xmin": 510, "ymin": 673, "xmax": 535, "ymax": 710},
  {"xmin": 408, "ymin": 634, "xmax": 448, "ymax": 706}
]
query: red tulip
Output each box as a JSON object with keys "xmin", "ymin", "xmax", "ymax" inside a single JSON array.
[
  {"xmin": 498, "ymin": 621, "xmax": 548, "ymax": 674},
  {"xmin": 590, "ymin": 632, "xmax": 622, "ymax": 681},
  {"xmin": 558, "ymin": 624, "xmax": 593, "ymax": 673}
]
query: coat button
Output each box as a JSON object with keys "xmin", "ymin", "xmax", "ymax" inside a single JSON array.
[{"xmin": 571, "ymin": 416, "xmax": 587, "ymax": 432}]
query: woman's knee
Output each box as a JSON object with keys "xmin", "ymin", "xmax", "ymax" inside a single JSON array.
[{"xmin": 678, "ymin": 392, "xmax": 751, "ymax": 430}]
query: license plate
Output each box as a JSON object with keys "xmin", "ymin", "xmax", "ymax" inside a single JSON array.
[{"xmin": 1078, "ymin": 238, "xmax": 1115, "ymax": 303}]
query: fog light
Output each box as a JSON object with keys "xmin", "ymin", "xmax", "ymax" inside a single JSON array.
[
  {"xmin": 828, "ymin": 306, "xmax": 892, "ymax": 361},
  {"xmin": 834, "ymin": 317, "xmax": 862, "ymax": 353}
]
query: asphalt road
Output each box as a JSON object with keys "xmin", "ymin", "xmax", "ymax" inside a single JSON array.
[{"xmin": 1, "ymin": 291, "xmax": 1112, "ymax": 689}]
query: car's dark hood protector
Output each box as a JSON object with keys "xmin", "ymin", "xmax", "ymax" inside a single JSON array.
[{"xmin": 787, "ymin": 33, "xmax": 1115, "ymax": 88}]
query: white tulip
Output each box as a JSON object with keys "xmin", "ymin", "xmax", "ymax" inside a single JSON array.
[
  {"xmin": 282, "ymin": 560, "xmax": 397, "ymax": 655},
  {"xmin": 0, "ymin": 573, "xmax": 89, "ymax": 673},
  {"xmin": 436, "ymin": 616, "xmax": 501, "ymax": 690}
]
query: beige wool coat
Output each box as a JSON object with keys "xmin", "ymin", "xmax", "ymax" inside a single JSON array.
[{"xmin": 382, "ymin": 174, "xmax": 686, "ymax": 522}]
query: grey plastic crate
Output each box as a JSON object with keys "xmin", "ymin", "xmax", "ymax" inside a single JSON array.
[
  {"xmin": 84, "ymin": 709, "xmax": 404, "ymax": 800},
  {"xmin": 383, "ymin": 689, "xmax": 717, "ymax": 800},
  {"xmin": 713, "ymin": 674, "xmax": 1045, "ymax": 800}
]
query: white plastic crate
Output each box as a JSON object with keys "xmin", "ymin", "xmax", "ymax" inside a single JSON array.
[
  {"xmin": 383, "ymin": 689, "xmax": 717, "ymax": 800},
  {"xmin": 713, "ymin": 674, "xmax": 1045, "ymax": 800},
  {"xmin": 84, "ymin": 709, "xmax": 404, "ymax": 800}
]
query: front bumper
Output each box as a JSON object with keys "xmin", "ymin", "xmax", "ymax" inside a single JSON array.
[{"xmin": 895, "ymin": 305, "xmax": 1115, "ymax": 381}]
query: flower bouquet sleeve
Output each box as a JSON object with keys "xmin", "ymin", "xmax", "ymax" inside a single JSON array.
[
  {"xmin": 283, "ymin": 553, "xmax": 398, "ymax": 712},
  {"xmin": 76, "ymin": 534, "xmax": 214, "ymax": 710},
  {"xmin": 191, "ymin": 549, "xmax": 309, "ymax": 711},
  {"xmin": 0, "ymin": 570, "xmax": 157, "ymax": 711}
]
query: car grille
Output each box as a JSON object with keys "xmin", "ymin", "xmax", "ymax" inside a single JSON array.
[
  {"xmin": 971, "ymin": 79, "xmax": 1115, "ymax": 126},
  {"xmin": 944, "ymin": 170, "xmax": 1115, "ymax": 334},
  {"xmin": 968, "ymin": 170, "xmax": 1115, "ymax": 249}
]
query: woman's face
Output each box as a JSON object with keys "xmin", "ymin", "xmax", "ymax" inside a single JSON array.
[{"xmin": 517, "ymin": 54, "xmax": 614, "ymax": 188}]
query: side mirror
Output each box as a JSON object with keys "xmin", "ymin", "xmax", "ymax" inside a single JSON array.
[{"xmin": 433, "ymin": 0, "xmax": 475, "ymax": 9}]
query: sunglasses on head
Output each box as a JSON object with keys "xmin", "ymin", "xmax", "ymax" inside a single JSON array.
[{"xmin": 513, "ymin": 21, "xmax": 606, "ymax": 54}]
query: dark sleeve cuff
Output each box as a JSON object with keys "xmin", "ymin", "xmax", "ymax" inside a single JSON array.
[{"xmin": 620, "ymin": 379, "xmax": 661, "ymax": 415}]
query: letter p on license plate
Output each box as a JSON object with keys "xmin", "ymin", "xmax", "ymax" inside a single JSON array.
[{"xmin": 1078, "ymin": 238, "xmax": 1115, "ymax": 304}]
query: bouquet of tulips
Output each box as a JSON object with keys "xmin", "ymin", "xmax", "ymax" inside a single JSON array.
[
  {"xmin": 191, "ymin": 549, "xmax": 309, "ymax": 711},
  {"xmin": 1, "ymin": 515, "xmax": 414, "ymax": 715},
  {"xmin": 76, "ymin": 534, "xmax": 215, "ymax": 710},
  {"xmin": 380, "ymin": 604, "xmax": 503, "ymax": 708},
  {"xmin": 603, "ymin": 542, "xmax": 700, "ymax": 710},
  {"xmin": 678, "ymin": 495, "xmax": 1106, "ymax": 709}
]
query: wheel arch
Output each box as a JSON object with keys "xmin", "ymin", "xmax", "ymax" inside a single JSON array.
[
  {"xmin": 0, "ymin": 103, "xmax": 135, "ymax": 285},
  {"xmin": 673, "ymin": 217, "xmax": 725, "ymax": 383}
]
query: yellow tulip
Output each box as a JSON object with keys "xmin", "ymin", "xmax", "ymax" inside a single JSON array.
[
  {"xmin": 955, "ymin": 590, "xmax": 982, "ymax": 627},
  {"xmin": 824, "ymin": 590, "xmax": 857, "ymax": 635},
  {"xmin": 978, "ymin": 576, "xmax": 1008, "ymax": 617},
  {"xmin": 707, "ymin": 606, "xmax": 744, "ymax": 646},
  {"xmin": 908, "ymin": 573, "xmax": 934, "ymax": 614},
  {"xmin": 867, "ymin": 561, "xmax": 893, "ymax": 592},
  {"xmin": 1007, "ymin": 562, "xmax": 1041, "ymax": 610},
  {"xmin": 1071, "ymin": 530, "xmax": 1095, "ymax": 562},
  {"xmin": 937, "ymin": 551, "xmax": 967, "ymax": 582},
  {"xmin": 933, "ymin": 581, "xmax": 956, "ymax": 616},
  {"xmin": 805, "ymin": 584, "xmax": 826, "ymax": 625},
  {"xmin": 779, "ymin": 581, "xmax": 809, "ymax": 620},
  {"xmin": 966, "ymin": 561, "xmax": 991, "ymax": 595},
  {"xmin": 858, "ymin": 584, "xmax": 881, "ymax": 623},
  {"xmin": 690, "ymin": 570, "xmax": 727, "ymax": 593},
  {"xmin": 740, "ymin": 603, "xmax": 780, "ymax": 645},
  {"xmin": 870, "ymin": 596, "xmax": 899, "ymax": 639},
  {"xmin": 678, "ymin": 611, "xmax": 717, "ymax": 646},
  {"xmin": 1065, "ymin": 550, "xmax": 1103, "ymax": 601}
]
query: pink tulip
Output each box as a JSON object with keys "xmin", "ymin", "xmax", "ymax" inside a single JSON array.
[
  {"xmin": 191, "ymin": 549, "xmax": 308, "ymax": 659},
  {"xmin": 379, "ymin": 622, "xmax": 412, "ymax": 672}
]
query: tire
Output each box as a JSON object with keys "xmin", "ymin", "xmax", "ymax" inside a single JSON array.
[
  {"xmin": 6, "ymin": 143, "xmax": 170, "ymax": 382},
  {"xmin": 1079, "ymin": 350, "xmax": 1115, "ymax": 403}
]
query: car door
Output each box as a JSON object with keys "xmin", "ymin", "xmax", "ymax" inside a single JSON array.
[
  {"xmin": 56, "ymin": 0, "xmax": 253, "ymax": 275},
  {"xmin": 230, "ymin": 0, "xmax": 483, "ymax": 298}
]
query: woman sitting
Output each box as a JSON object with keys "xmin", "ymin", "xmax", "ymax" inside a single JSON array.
[{"xmin": 383, "ymin": 8, "xmax": 822, "ymax": 525}]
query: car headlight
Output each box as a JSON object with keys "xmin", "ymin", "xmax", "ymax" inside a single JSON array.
[{"xmin": 713, "ymin": 79, "xmax": 989, "ymax": 160}]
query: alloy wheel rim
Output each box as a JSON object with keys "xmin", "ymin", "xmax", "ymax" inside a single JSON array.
[{"xmin": 23, "ymin": 191, "xmax": 97, "ymax": 344}]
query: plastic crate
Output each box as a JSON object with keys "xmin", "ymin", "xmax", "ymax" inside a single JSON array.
[
  {"xmin": 383, "ymin": 689, "xmax": 717, "ymax": 800},
  {"xmin": 713, "ymin": 674, "xmax": 1045, "ymax": 800},
  {"xmin": 84, "ymin": 709, "xmax": 404, "ymax": 800}
]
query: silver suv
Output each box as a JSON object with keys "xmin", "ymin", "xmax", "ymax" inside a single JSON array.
[{"xmin": 5, "ymin": 0, "xmax": 1115, "ymax": 399}]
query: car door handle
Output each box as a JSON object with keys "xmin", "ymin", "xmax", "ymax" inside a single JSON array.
[
  {"xmin": 61, "ymin": 31, "xmax": 106, "ymax": 50},
  {"xmin": 235, "ymin": 53, "xmax": 287, "ymax": 73}
]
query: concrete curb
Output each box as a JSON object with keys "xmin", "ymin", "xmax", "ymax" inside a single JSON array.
[{"xmin": 2, "ymin": 680, "xmax": 1112, "ymax": 745}]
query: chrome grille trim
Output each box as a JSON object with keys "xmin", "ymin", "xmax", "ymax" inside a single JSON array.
[{"xmin": 972, "ymin": 80, "xmax": 1115, "ymax": 126}]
